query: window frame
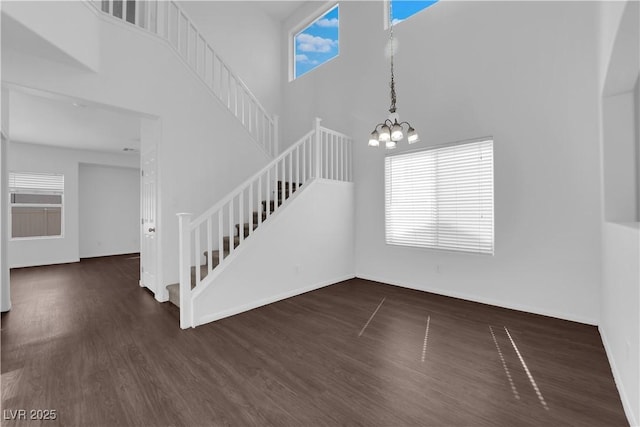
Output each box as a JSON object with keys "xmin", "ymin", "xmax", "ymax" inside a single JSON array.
[
  {"xmin": 384, "ymin": 0, "xmax": 440, "ymax": 29},
  {"xmin": 9, "ymin": 172, "xmax": 65, "ymax": 241},
  {"xmin": 384, "ymin": 138, "xmax": 495, "ymax": 256},
  {"xmin": 289, "ymin": 2, "xmax": 340, "ymax": 81}
]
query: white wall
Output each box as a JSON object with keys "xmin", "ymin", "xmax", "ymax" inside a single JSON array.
[
  {"xmin": 636, "ymin": 77, "xmax": 639, "ymax": 220},
  {"xmin": 8, "ymin": 142, "xmax": 139, "ymax": 268},
  {"xmin": 1, "ymin": 3, "xmax": 273, "ymax": 286},
  {"xmin": 597, "ymin": 0, "xmax": 628, "ymax": 93},
  {"xmin": 601, "ymin": 223, "xmax": 640, "ymax": 427},
  {"xmin": 79, "ymin": 163, "xmax": 140, "ymax": 258},
  {"xmin": 1, "ymin": 1, "xmax": 100, "ymax": 72},
  {"xmin": 193, "ymin": 179, "xmax": 355, "ymax": 325},
  {"xmin": 179, "ymin": 1, "xmax": 282, "ymax": 116},
  {"xmin": 283, "ymin": 1, "xmax": 602, "ymax": 324},
  {"xmin": 598, "ymin": 1, "xmax": 640, "ymax": 424},
  {"xmin": 602, "ymin": 91, "xmax": 639, "ymax": 222}
]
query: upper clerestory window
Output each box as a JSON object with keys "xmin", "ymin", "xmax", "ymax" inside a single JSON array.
[
  {"xmin": 293, "ymin": 4, "xmax": 339, "ymax": 80},
  {"xmin": 389, "ymin": 0, "xmax": 438, "ymax": 26}
]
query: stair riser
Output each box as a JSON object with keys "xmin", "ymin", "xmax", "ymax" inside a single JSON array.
[
  {"xmin": 222, "ymin": 236, "xmax": 240, "ymax": 251},
  {"xmin": 276, "ymin": 181, "xmax": 301, "ymax": 192},
  {"xmin": 203, "ymin": 250, "xmax": 230, "ymax": 268},
  {"xmin": 253, "ymin": 211, "xmax": 268, "ymax": 224},
  {"xmin": 235, "ymin": 223, "xmax": 259, "ymax": 237},
  {"xmin": 261, "ymin": 200, "xmax": 283, "ymax": 212}
]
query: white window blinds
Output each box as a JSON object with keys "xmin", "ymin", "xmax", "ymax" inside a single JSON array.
[
  {"xmin": 9, "ymin": 172, "xmax": 64, "ymax": 194},
  {"xmin": 385, "ymin": 140, "xmax": 494, "ymax": 255}
]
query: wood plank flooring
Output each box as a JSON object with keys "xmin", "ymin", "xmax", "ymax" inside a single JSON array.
[{"xmin": 1, "ymin": 255, "xmax": 629, "ymax": 426}]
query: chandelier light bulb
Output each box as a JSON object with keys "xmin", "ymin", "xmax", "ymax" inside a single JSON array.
[
  {"xmin": 369, "ymin": 131, "xmax": 380, "ymax": 147},
  {"xmin": 386, "ymin": 140, "xmax": 397, "ymax": 150},
  {"xmin": 407, "ymin": 127, "xmax": 419, "ymax": 144},
  {"xmin": 379, "ymin": 125, "xmax": 391, "ymax": 142},
  {"xmin": 391, "ymin": 122, "xmax": 403, "ymax": 141}
]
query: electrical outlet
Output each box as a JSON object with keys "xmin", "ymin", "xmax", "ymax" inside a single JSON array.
[
  {"xmin": 436, "ymin": 264, "xmax": 441, "ymax": 274},
  {"xmin": 294, "ymin": 264, "xmax": 301, "ymax": 274}
]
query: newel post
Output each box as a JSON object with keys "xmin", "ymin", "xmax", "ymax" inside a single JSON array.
[
  {"xmin": 314, "ymin": 117, "xmax": 322, "ymax": 179},
  {"xmin": 273, "ymin": 114, "xmax": 279, "ymax": 156},
  {"xmin": 177, "ymin": 212, "xmax": 192, "ymax": 329}
]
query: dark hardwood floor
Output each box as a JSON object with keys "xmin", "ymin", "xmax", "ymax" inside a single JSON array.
[{"xmin": 1, "ymin": 255, "xmax": 629, "ymax": 426}]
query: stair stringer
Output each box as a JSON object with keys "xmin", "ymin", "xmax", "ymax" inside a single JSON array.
[{"xmin": 190, "ymin": 178, "xmax": 355, "ymax": 327}]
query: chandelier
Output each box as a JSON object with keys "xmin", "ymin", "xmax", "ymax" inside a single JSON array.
[{"xmin": 368, "ymin": 1, "xmax": 419, "ymax": 149}]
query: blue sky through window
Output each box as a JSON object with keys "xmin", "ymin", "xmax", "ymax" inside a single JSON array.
[
  {"xmin": 391, "ymin": 0, "xmax": 438, "ymax": 25},
  {"xmin": 294, "ymin": 5, "xmax": 339, "ymax": 79}
]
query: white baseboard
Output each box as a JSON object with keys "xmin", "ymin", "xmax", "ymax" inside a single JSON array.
[
  {"xmin": 10, "ymin": 257, "xmax": 80, "ymax": 269},
  {"xmin": 195, "ymin": 273, "xmax": 355, "ymax": 327},
  {"xmin": 355, "ymin": 273, "xmax": 599, "ymax": 326},
  {"xmin": 599, "ymin": 326, "xmax": 638, "ymax": 427}
]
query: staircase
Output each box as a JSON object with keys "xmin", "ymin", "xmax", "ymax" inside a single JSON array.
[
  {"xmin": 166, "ymin": 180, "xmax": 299, "ymax": 307},
  {"xmin": 91, "ymin": 0, "xmax": 278, "ymax": 157},
  {"xmin": 173, "ymin": 119, "xmax": 352, "ymax": 328},
  {"xmin": 90, "ymin": 1, "xmax": 353, "ymax": 328}
]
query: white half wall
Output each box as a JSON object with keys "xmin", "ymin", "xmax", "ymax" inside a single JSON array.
[
  {"xmin": 8, "ymin": 142, "xmax": 139, "ymax": 268},
  {"xmin": 193, "ymin": 179, "xmax": 355, "ymax": 326},
  {"xmin": 79, "ymin": 163, "xmax": 140, "ymax": 258}
]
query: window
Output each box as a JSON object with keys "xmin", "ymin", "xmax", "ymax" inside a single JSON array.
[
  {"xmin": 390, "ymin": 0, "xmax": 438, "ymax": 26},
  {"xmin": 385, "ymin": 140, "xmax": 494, "ymax": 255},
  {"xmin": 9, "ymin": 172, "xmax": 64, "ymax": 239},
  {"xmin": 293, "ymin": 4, "xmax": 339, "ymax": 79}
]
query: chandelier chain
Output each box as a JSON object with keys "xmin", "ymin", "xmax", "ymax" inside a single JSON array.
[
  {"xmin": 389, "ymin": 0, "xmax": 397, "ymax": 114},
  {"xmin": 368, "ymin": 0, "xmax": 419, "ymax": 148}
]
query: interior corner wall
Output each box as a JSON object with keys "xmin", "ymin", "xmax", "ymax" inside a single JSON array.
[
  {"xmin": 601, "ymin": 222, "xmax": 640, "ymax": 427},
  {"xmin": 281, "ymin": 1, "xmax": 355, "ymax": 147},
  {"xmin": 597, "ymin": 0, "xmax": 629, "ymax": 93},
  {"xmin": 79, "ymin": 163, "xmax": 140, "ymax": 258},
  {"xmin": 598, "ymin": 1, "xmax": 640, "ymax": 424},
  {"xmin": 7, "ymin": 142, "xmax": 139, "ymax": 268},
  {"xmin": 179, "ymin": 1, "xmax": 282, "ymax": 117},
  {"xmin": 283, "ymin": 1, "xmax": 602, "ymax": 324}
]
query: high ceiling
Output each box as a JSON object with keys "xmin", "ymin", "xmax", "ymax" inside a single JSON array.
[
  {"xmin": 9, "ymin": 89, "xmax": 142, "ymax": 154},
  {"xmin": 252, "ymin": 1, "xmax": 308, "ymax": 22},
  {"xmin": 3, "ymin": 0, "xmax": 311, "ymax": 154}
]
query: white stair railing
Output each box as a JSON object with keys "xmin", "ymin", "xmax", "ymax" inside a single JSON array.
[
  {"xmin": 90, "ymin": 0, "xmax": 278, "ymax": 156},
  {"xmin": 177, "ymin": 118, "xmax": 352, "ymax": 328}
]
